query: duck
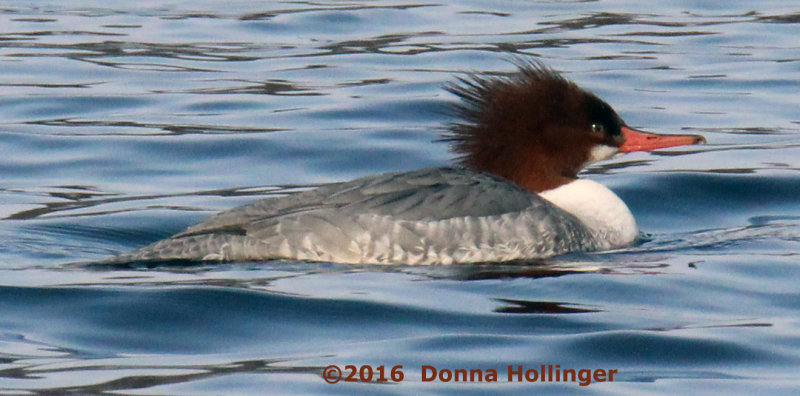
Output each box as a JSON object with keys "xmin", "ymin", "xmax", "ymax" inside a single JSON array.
[{"xmin": 103, "ymin": 61, "xmax": 704, "ymax": 266}]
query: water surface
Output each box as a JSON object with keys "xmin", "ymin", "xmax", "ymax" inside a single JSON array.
[{"xmin": 1, "ymin": 1, "xmax": 799, "ymax": 394}]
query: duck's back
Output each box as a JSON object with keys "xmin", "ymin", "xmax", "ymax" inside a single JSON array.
[{"xmin": 102, "ymin": 167, "xmax": 600, "ymax": 265}]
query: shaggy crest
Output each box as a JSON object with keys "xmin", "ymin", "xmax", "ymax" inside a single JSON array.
[{"xmin": 441, "ymin": 59, "xmax": 624, "ymax": 192}]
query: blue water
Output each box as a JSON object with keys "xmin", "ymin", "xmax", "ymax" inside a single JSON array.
[{"xmin": 1, "ymin": 1, "xmax": 800, "ymax": 394}]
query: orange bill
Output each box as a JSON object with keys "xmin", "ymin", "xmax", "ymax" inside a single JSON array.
[{"xmin": 619, "ymin": 126, "xmax": 705, "ymax": 153}]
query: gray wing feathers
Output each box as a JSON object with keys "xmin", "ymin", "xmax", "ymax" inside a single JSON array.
[{"xmin": 103, "ymin": 167, "xmax": 598, "ymax": 265}]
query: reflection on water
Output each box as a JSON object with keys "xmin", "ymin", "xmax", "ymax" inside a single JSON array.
[
  {"xmin": 1, "ymin": 0, "xmax": 800, "ymax": 395},
  {"xmin": 4, "ymin": 185, "xmax": 307, "ymax": 220},
  {"xmin": 2, "ymin": 353, "xmax": 318, "ymax": 396}
]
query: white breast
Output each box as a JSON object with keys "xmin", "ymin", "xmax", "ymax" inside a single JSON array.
[{"xmin": 538, "ymin": 179, "xmax": 638, "ymax": 249}]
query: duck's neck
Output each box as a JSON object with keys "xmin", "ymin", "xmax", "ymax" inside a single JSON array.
[{"xmin": 538, "ymin": 179, "xmax": 638, "ymax": 249}]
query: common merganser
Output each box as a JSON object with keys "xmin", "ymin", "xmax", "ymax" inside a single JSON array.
[{"xmin": 104, "ymin": 61, "xmax": 704, "ymax": 265}]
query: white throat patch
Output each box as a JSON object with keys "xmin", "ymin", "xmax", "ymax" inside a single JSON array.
[{"xmin": 588, "ymin": 144, "xmax": 619, "ymax": 164}]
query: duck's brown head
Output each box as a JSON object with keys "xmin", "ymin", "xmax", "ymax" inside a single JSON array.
[{"xmin": 443, "ymin": 61, "xmax": 705, "ymax": 193}]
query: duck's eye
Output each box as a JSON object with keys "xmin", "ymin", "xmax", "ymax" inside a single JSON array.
[{"xmin": 591, "ymin": 123, "xmax": 606, "ymax": 135}]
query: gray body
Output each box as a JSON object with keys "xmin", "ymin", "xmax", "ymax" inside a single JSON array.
[{"xmin": 103, "ymin": 167, "xmax": 601, "ymax": 265}]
